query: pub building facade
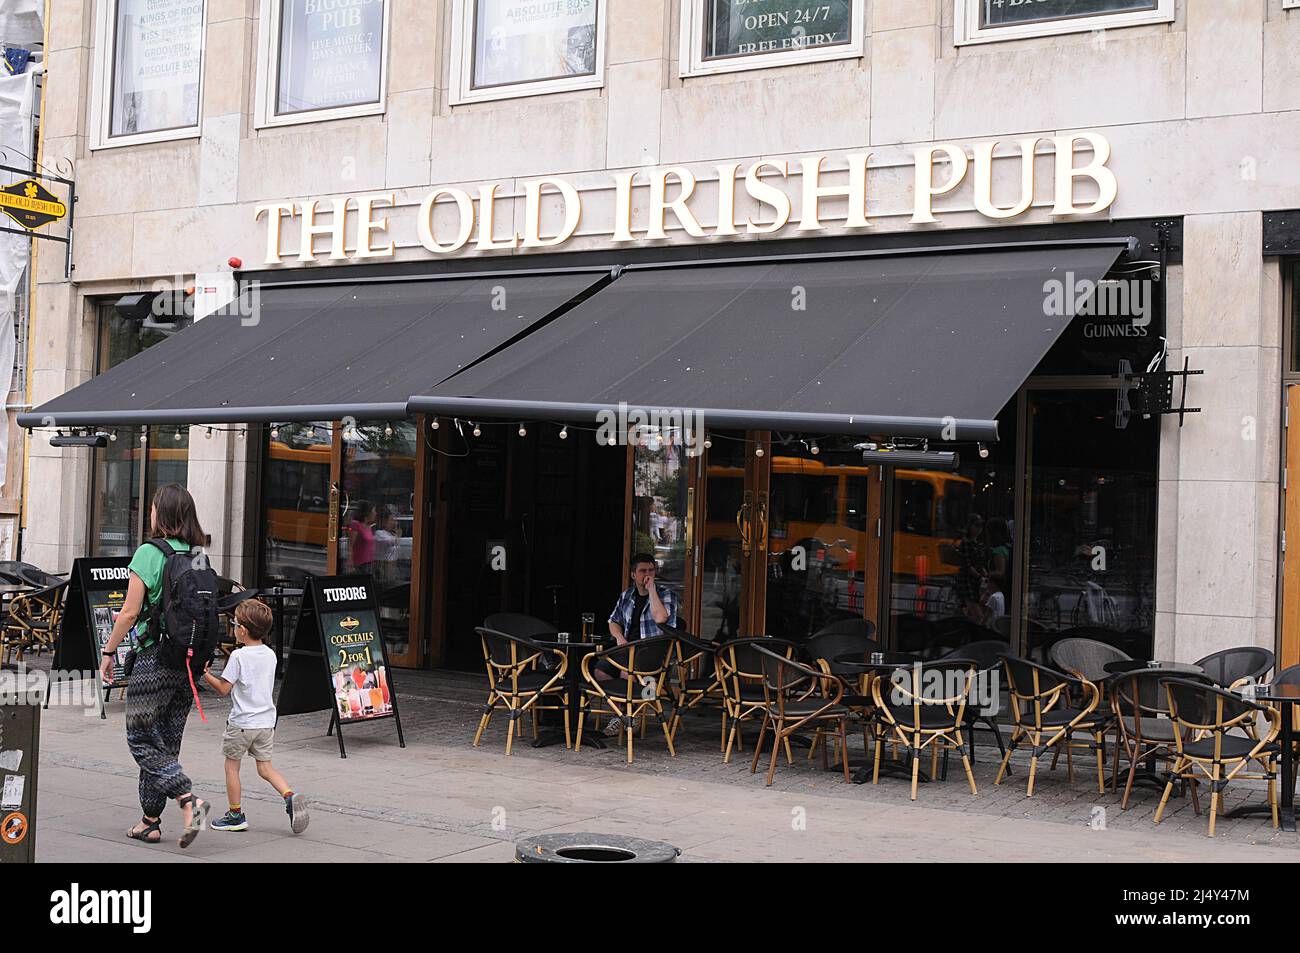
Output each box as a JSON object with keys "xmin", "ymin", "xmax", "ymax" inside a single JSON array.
[{"xmin": 19, "ymin": 0, "xmax": 1300, "ymax": 673}]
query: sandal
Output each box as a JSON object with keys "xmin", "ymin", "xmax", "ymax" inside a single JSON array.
[
  {"xmin": 177, "ymin": 795, "xmax": 209, "ymax": 849},
  {"xmin": 126, "ymin": 816, "xmax": 162, "ymax": 843}
]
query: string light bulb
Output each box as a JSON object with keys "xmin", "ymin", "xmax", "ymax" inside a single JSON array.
[
  {"xmin": 978, "ymin": 443, "xmax": 989, "ymax": 459},
  {"xmin": 204, "ymin": 427, "xmax": 213, "ymax": 440},
  {"xmin": 810, "ymin": 441, "xmax": 820, "ymax": 455},
  {"xmin": 472, "ymin": 422, "xmax": 482, "ymax": 438},
  {"xmin": 703, "ymin": 436, "xmax": 712, "ymax": 450},
  {"xmin": 384, "ymin": 424, "xmax": 393, "ymax": 438},
  {"xmin": 109, "ymin": 432, "xmax": 117, "ymax": 442},
  {"xmin": 559, "ymin": 426, "xmax": 568, "ymax": 440},
  {"xmin": 431, "ymin": 418, "xmax": 440, "ymax": 430},
  {"xmin": 270, "ymin": 427, "xmax": 280, "ymax": 440},
  {"xmin": 518, "ymin": 423, "xmax": 527, "ymax": 437},
  {"xmin": 174, "ymin": 427, "xmax": 183, "ymax": 442},
  {"xmin": 755, "ymin": 446, "xmax": 764, "ymax": 457},
  {"xmin": 140, "ymin": 431, "xmax": 148, "ymax": 445}
]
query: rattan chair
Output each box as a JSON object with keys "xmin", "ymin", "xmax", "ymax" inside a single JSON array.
[
  {"xmin": 577, "ymin": 634, "xmax": 677, "ymax": 765},
  {"xmin": 1156, "ymin": 677, "xmax": 1281, "ymax": 837},
  {"xmin": 2, "ymin": 580, "xmax": 68, "ymax": 663},
  {"xmin": 716, "ymin": 636, "xmax": 798, "ymax": 763},
  {"xmin": 472, "ymin": 626, "xmax": 569, "ymax": 756},
  {"xmin": 1110, "ymin": 669, "xmax": 1211, "ymax": 810},
  {"xmin": 995, "ymin": 655, "xmax": 1108, "ymax": 797},
  {"xmin": 941, "ymin": 640, "xmax": 1011, "ymax": 769},
  {"xmin": 1195, "ymin": 647, "xmax": 1275, "ymax": 690},
  {"xmin": 750, "ymin": 645, "xmax": 852, "ymax": 786},
  {"xmin": 1050, "ymin": 637, "xmax": 1131, "ymax": 685},
  {"xmin": 661, "ymin": 624, "xmax": 725, "ymax": 746},
  {"xmin": 871, "ymin": 659, "xmax": 979, "ymax": 800}
]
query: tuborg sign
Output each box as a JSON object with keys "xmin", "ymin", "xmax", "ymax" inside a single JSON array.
[{"xmin": 255, "ymin": 132, "xmax": 1119, "ymax": 266}]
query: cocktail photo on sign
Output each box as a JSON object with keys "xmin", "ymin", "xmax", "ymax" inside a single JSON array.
[{"xmin": 322, "ymin": 608, "xmax": 392, "ymax": 721}]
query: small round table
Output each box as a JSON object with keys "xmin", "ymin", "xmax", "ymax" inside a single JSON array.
[
  {"xmin": 832, "ymin": 651, "xmax": 923, "ymax": 784},
  {"xmin": 532, "ymin": 638, "xmax": 604, "ymax": 749},
  {"xmin": 1103, "ymin": 659, "xmax": 1205, "ymax": 676}
]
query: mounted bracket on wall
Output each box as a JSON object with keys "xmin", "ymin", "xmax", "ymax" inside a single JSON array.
[{"xmin": 1115, "ymin": 355, "xmax": 1202, "ymax": 429}]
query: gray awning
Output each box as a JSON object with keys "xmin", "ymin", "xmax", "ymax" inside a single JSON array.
[
  {"xmin": 408, "ymin": 239, "xmax": 1132, "ymax": 441},
  {"xmin": 21, "ymin": 271, "xmax": 610, "ymax": 427}
]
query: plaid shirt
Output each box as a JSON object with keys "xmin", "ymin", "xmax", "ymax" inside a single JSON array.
[{"xmin": 608, "ymin": 585, "xmax": 680, "ymax": 641}]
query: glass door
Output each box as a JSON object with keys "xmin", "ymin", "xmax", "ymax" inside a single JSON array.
[
  {"xmin": 698, "ymin": 431, "xmax": 764, "ymax": 639},
  {"xmin": 337, "ymin": 419, "xmax": 419, "ymax": 661},
  {"xmin": 763, "ymin": 435, "xmax": 882, "ymax": 641},
  {"xmin": 1021, "ymin": 387, "xmax": 1158, "ymax": 661}
]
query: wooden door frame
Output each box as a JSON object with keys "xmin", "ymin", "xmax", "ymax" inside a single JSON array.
[{"xmin": 1282, "ymin": 384, "xmax": 1300, "ymax": 669}]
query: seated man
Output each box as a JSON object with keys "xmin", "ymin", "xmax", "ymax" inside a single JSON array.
[{"xmin": 596, "ymin": 553, "xmax": 680, "ymax": 734}]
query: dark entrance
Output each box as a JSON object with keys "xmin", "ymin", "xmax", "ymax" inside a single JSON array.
[{"xmin": 439, "ymin": 424, "xmax": 626, "ymax": 670}]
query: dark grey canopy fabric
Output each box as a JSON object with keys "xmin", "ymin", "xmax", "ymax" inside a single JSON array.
[
  {"xmin": 417, "ymin": 241, "xmax": 1128, "ymax": 432},
  {"xmin": 21, "ymin": 272, "xmax": 608, "ymax": 426}
]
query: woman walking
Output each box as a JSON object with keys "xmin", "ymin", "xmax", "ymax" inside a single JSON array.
[{"xmin": 99, "ymin": 483, "xmax": 212, "ymax": 847}]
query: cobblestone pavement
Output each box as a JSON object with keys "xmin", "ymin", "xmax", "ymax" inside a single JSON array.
[{"xmin": 24, "ymin": 661, "xmax": 1298, "ymax": 862}]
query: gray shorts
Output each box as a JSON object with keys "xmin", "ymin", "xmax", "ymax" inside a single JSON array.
[{"xmin": 222, "ymin": 723, "xmax": 275, "ymax": 762}]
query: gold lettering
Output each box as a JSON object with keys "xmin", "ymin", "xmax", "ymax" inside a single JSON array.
[
  {"xmin": 798, "ymin": 153, "xmax": 870, "ymax": 231},
  {"xmin": 912, "ymin": 144, "xmax": 969, "ymax": 224},
  {"xmin": 417, "ymin": 187, "xmax": 474, "ymax": 254},
  {"xmin": 646, "ymin": 167, "xmax": 707, "ymax": 240},
  {"xmin": 714, "ymin": 162, "xmax": 742, "ymax": 237},
  {"xmin": 611, "ymin": 171, "xmax": 638, "ymax": 243},
  {"xmin": 354, "ymin": 193, "xmax": 396, "ymax": 258},
  {"xmin": 973, "ymin": 139, "xmax": 1038, "ymax": 220},
  {"xmin": 745, "ymin": 160, "xmax": 791, "ymax": 235},
  {"xmin": 521, "ymin": 178, "xmax": 582, "ymax": 248},
  {"xmin": 254, "ymin": 202, "xmax": 296, "ymax": 265},
  {"xmin": 1051, "ymin": 132, "xmax": 1118, "ymax": 216},
  {"xmin": 475, "ymin": 184, "xmax": 519, "ymax": 251},
  {"xmin": 298, "ymin": 198, "xmax": 350, "ymax": 262}
]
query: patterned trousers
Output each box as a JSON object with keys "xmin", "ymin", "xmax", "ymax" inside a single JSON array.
[{"xmin": 125, "ymin": 646, "xmax": 194, "ymax": 817}]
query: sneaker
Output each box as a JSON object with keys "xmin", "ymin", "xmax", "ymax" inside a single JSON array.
[
  {"xmin": 210, "ymin": 810, "xmax": 247, "ymax": 832},
  {"xmin": 285, "ymin": 793, "xmax": 310, "ymax": 834},
  {"xmin": 603, "ymin": 717, "xmax": 625, "ymax": 737}
]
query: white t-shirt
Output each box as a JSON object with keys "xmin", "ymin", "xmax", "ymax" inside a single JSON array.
[{"xmin": 221, "ymin": 643, "xmax": 278, "ymax": 729}]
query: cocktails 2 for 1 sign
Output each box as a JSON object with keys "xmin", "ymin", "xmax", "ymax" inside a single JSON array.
[{"xmin": 323, "ymin": 610, "xmax": 392, "ymax": 721}]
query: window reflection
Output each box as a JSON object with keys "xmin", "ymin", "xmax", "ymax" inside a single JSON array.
[
  {"xmin": 260, "ymin": 421, "xmax": 332, "ymax": 586},
  {"xmin": 339, "ymin": 420, "xmax": 417, "ymax": 655},
  {"xmin": 630, "ymin": 435, "xmax": 692, "ymax": 623}
]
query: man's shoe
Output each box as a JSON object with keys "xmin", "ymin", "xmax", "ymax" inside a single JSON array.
[
  {"xmin": 603, "ymin": 717, "xmax": 624, "ymax": 737},
  {"xmin": 285, "ymin": 793, "xmax": 310, "ymax": 834},
  {"xmin": 210, "ymin": 810, "xmax": 248, "ymax": 832}
]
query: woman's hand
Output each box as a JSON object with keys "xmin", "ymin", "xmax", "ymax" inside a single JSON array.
[{"xmin": 100, "ymin": 654, "xmax": 115, "ymax": 685}]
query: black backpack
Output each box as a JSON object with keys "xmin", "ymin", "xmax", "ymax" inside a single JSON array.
[{"xmin": 145, "ymin": 539, "xmax": 222, "ymax": 677}]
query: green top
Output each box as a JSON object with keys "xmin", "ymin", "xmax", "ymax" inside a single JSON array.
[{"xmin": 127, "ymin": 538, "xmax": 191, "ymax": 648}]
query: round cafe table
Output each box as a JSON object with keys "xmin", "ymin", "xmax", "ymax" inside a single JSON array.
[
  {"xmin": 532, "ymin": 637, "xmax": 607, "ymax": 750},
  {"xmin": 832, "ymin": 651, "xmax": 925, "ymax": 784},
  {"xmin": 1103, "ymin": 659, "xmax": 1205, "ymax": 676}
]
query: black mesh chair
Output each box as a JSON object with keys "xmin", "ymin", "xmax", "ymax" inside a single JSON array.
[
  {"xmin": 660, "ymin": 624, "xmax": 724, "ymax": 746},
  {"xmin": 484, "ymin": 612, "xmax": 558, "ymax": 642},
  {"xmin": 941, "ymin": 640, "xmax": 1011, "ymax": 769},
  {"xmin": 1195, "ymin": 647, "xmax": 1275, "ymax": 689},
  {"xmin": 805, "ymin": 623, "xmax": 882, "ymax": 769},
  {"xmin": 1156, "ymin": 678, "xmax": 1281, "ymax": 837},
  {"xmin": 871, "ymin": 659, "xmax": 979, "ymax": 800},
  {"xmin": 716, "ymin": 636, "xmax": 798, "ymax": 763},
  {"xmin": 1275, "ymin": 664, "xmax": 1300, "ymax": 794},
  {"xmin": 1050, "ymin": 637, "xmax": 1132, "ymax": 685},
  {"xmin": 577, "ymin": 634, "xmax": 677, "ymax": 765},
  {"xmin": 750, "ymin": 646, "xmax": 851, "ymax": 786},
  {"xmin": 472, "ymin": 627, "xmax": 569, "ymax": 756},
  {"xmin": 1110, "ymin": 670, "xmax": 1211, "ymax": 810},
  {"xmin": 995, "ymin": 655, "xmax": 1108, "ymax": 797}
]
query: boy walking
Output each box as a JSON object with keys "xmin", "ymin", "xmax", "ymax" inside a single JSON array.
[{"xmin": 202, "ymin": 599, "xmax": 309, "ymax": 834}]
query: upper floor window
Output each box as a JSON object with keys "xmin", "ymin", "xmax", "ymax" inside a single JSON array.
[
  {"xmin": 256, "ymin": 0, "xmax": 391, "ymax": 127},
  {"xmin": 450, "ymin": 0, "xmax": 604, "ymax": 104},
  {"xmin": 91, "ymin": 0, "xmax": 206, "ymax": 149},
  {"xmin": 955, "ymin": 0, "xmax": 1175, "ymax": 46},
  {"xmin": 680, "ymin": 0, "xmax": 864, "ymax": 77}
]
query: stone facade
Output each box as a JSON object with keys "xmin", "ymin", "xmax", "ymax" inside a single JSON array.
[{"xmin": 24, "ymin": 0, "xmax": 1300, "ymax": 660}]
